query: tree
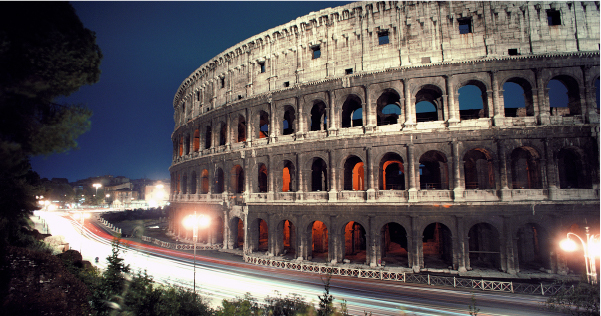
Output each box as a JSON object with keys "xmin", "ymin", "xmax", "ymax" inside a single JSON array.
[
  {"xmin": 546, "ymin": 282, "xmax": 600, "ymax": 316},
  {"xmin": 0, "ymin": 2, "xmax": 102, "ymax": 246}
]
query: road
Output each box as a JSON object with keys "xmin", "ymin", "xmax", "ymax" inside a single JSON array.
[{"xmin": 35, "ymin": 211, "xmax": 558, "ymax": 316}]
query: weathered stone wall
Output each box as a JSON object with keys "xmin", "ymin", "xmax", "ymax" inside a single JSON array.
[{"xmin": 169, "ymin": 1, "xmax": 600, "ymax": 278}]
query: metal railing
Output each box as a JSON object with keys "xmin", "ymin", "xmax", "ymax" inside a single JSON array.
[{"xmin": 243, "ymin": 255, "xmax": 570, "ymax": 296}]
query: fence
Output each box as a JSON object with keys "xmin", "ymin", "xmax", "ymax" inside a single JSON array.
[
  {"xmin": 140, "ymin": 236, "xmax": 222, "ymax": 251},
  {"xmin": 244, "ymin": 255, "xmax": 570, "ymax": 296},
  {"xmin": 98, "ymin": 217, "xmax": 122, "ymax": 234}
]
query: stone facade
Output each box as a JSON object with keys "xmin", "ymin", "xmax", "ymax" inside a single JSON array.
[{"xmin": 168, "ymin": 1, "xmax": 600, "ymax": 276}]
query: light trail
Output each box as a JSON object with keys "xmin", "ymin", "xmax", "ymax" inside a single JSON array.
[{"xmin": 36, "ymin": 211, "xmax": 557, "ymax": 316}]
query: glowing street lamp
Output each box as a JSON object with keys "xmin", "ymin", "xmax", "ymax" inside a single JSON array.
[
  {"xmin": 560, "ymin": 226, "xmax": 600, "ymax": 284},
  {"xmin": 182, "ymin": 211, "xmax": 210, "ymax": 293},
  {"xmin": 93, "ymin": 183, "xmax": 102, "ymax": 195}
]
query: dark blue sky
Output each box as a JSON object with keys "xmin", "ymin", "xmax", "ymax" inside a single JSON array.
[
  {"xmin": 30, "ymin": 1, "xmax": 350, "ymax": 182},
  {"xmin": 29, "ymin": 1, "xmax": 599, "ymax": 183}
]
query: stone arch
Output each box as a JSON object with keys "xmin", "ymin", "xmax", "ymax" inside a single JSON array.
[
  {"xmin": 189, "ymin": 171, "xmax": 197, "ymax": 194},
  {"xmin": 309, "ymin": 100, "xmax": 328, "ymax": 131},
  {"xmin": 468, "ymin": 222, "xmax": 501, "ymax": 270},
  {"xmin": 229, "ymin": 216, "xmax": 244, "ymax": 249},
  {"xmin": 502, "ymin": 77, "xmax": 535, "ymax": 117},
  {"xmin": 277, "ymin": 219, "xmax": 297, "ymax": 257},
  {"xmin": 214, "ymin": 167, "xmax": 224, "ymax": 193},
  {"xmin": 230, "ymin": 164, "xmax": 245, "ymax": 193},
  {"xmin": 200, "ymin": 169, "xmax": 209, "ymax": 194},
  {"xmin": 237, "ymin": 113, "xmax": 246, "ymax": 142},
  {"xmin": 281, "ymin": 160, "xmax": 296, "ymax": 192},
  {"xmin": 547, "ymin": 74, "xmax": 581, "ymax": 116},
  {"xmin": 309, "ymin": 157, "xmax": 328, "ymax": 192},
  {"xmin": 341, "ymin": 94, "xmax": 363, "ymax": 128},
  {"xmin": 380, "ymin": 222, "xmax": 409, "ymax": 267},
  {"xmin": 557, "ymin": 147, "xmax": 591, "ymax": 189},
  {"xmin": 419, "ymin": 150, "xmax": 449, "ymax": 190},
  {"xmin": 463, "ymin": 148, "xmax": 495, "ymax": 189},
  {"xmin": 212, "ymin": 216, "xmax": 225, "ymax": 245},
  {"xmin": 282, "ymin": 105, "xmax": 296, "ymax": 135},
  {"xmin": 193, "ymin": 128, "xmax": 200, "ymax": 152},
  {"xmin": 415, "ymin": 84, "xmax": 445, "ymax": 122},
  {"xmin": 257, "ymin": 109, "xmax": 270, "ymax": 139},
  {"xmin": 181, "ymin": 173, "xmax": 188, "ymax": 194},
  {"xmin": 249, "ymin": 217, "xmax": 268, "ymax": 252},
  {"xmin": 308, "ymin": 220, "xmax": 328, "ymax": 262},
  {"xmin": 421, "ymin": 222, "xmax": 453, "ymax": 269},
  {"xmin": 376, "ymin": 89, "xmax": 402, "ymax": 126},
  {"xmin": 204, "ymin": 124, "xmax": 212, "ymax": 149},
  {"xmin": 516, "ymin": 222, "xmax": 552, "ymax": 271},
  {"xmin": 343, "ymin": 155, "xmax": 365, "ymax": 191},
  {"xmin": 218, "ymin": 120, "xmax": 227, "ymax": 146},
  {"xmin": 379, "ymin": 152, "xmax": 405, "ymax": 190},
  {"xmin": 510, "ymin": 146, "xmax": 541, "ymax": 189},
  {"xmin": 257, "ymin": 163, "xmax": 268, "ymax": 192},
  {"xmin": 457, "ymin": 79, "xmax": 489, "ymax": 120},
  {"xmin": 343, "ymin": 221, "xmax": 367, "ymax": 263}
]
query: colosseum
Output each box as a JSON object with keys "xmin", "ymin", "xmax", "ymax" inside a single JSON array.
[{"xmin": 168, "ymin": 1, "xmax": 600, "ymax": 278}]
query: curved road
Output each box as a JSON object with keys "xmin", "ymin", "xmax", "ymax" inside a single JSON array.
[{"xmin": 36, "ymin": 211, "xmax": 557, "ymax": 316}]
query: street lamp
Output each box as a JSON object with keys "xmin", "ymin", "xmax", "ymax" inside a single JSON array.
[
  {"xmin": 182, "ymin": 211, "xmax": 210, "ymax": 294},
  {"xmin": 93, "ymin": 183, "xmax": 102, "ymax": 195},
  {"xmin": 560, "ymin": 226, "xmax": 600, "ymax": 284}
]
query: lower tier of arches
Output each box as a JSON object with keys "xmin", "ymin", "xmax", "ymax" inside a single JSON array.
[{"xmin": 168, "ymin": 202, "xmax": 599, "ymax": 276}]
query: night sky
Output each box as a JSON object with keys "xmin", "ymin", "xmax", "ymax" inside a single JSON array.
[
  {"xmin": 29, "ymin": 1, "xmax": 599, "ymax": 183},
  {"xmin": 30, "ymin": 1, "xmax": 351, "ymax": 182}
]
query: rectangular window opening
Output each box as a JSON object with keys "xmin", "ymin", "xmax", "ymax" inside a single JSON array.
[
  {"xmin": 421, "ymin": 57, "xmax": 431, "ymax": 64},
  {"xmin": 311, "ymin": 45, "xmax": 321, "ymax": 59},
  {"xmin": 259, "ymin": 62, "xmax": 265, "ymax": 73},
  {"xmin": 220, "ymin": 77, "xmax": 225, "ymax": 88},
  {"xmin": 458, "ymin": 18, "xmax": 472, "ymax": 34},
  {"xmin": 547, "ymin": 9, "xmax": 561, "ymax": 26},
  {"xmin": 283, "ymin": 81, "xmax": 290, "ymax": 87},
  {"xmin": 508, "ymin": 49, "xmax": 519, "ymax": 56},
  {"xmin": 345, "ymin": 68, "xmax": 353, "ymax": 75},
  {"xmin": 378, "ymin": 30, "xmax": 389, "ymax": 45}
]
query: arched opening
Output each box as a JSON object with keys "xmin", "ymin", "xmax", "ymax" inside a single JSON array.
[
  {"xmin": 259, "ymin": 110, "xmax": 269, "ymax": 138},
  {"xmin": 193, "ymin": 128, "xmax": 200, "ymax": 152},
  {"xmin": 230, "ymin": 217, "xmax": 244, "ymax": 249},
  {"xmin": 379, "ymin": 152, "xmax": 405, "ymax": 190},
  {"xmin": 213, "ymin": 216, "xmax": 224, "ymax": 245},
  {"xmin": 281, "ymin": 219, "xmax": 296, "ymax": 258},
  {"xmin": 503, "ymin": 79, "xmax": 534, "ymax": 117},
  {"xmin": 230, "ymin": 165, "xmax": 244, "ymax": 194},
  {"xmin": 380, "ymin": 222, "xmax": 408, "ymax": 267},
  {"xmin": 311, "ymin": 158, "xmax": 328, "ymax": 191},
  {"xmin": 458, "ymin": 83, "xmax": 486, "ymax": 120},
  {"xmin": 184, "ymin": 135, "xmax": 190, "ymax": 155},
  {"xmin": 415, "ymin": 85, "xmax": 444, "ymax": 122},
  {"xmin": 468, "ymin": 223, "xmax": 501, "ymax": 270},
  {"xmin": 422, "ymin": 223, "xmax": 453, "ymax": 269},
  {"xmin": 282, "ymin": 107, "xmax": 296, "ymax": 135},
  {"xmin": 237, "ymin": 115, "xmax": 246, "ymax": 142},
  {"xmin": 309, "ymin": 221, "xmax": 328, "ymax": 262},
  {"xmin": 557, "ymin": 148, "xmax": 590, "ymax": 189},
  {"xmin": 341, "ymin": 95, "xmax": 363, "ymax": 128},
  {"xmin": 256, "ymin": 218, "xmax": 268, "ymax": 252},
  {"xmin": 377, "ymin": 90, "xmax": 401, "ymax": 126},
  {"xmin": 204, "ymin": 125, "xmax": 212, "ymax": 149},
  {"xmin": 463, "ymin": 148, "xmax": 495, "ymax": 189},
  {"xmin": 344, "ymin": 221, "xmax": 366, "ymax": 263},
  {"xmin": 258, "ymin": 164, "xmax": 268, "ymax": 193},
  {"xmin": 548, "ymin": 76, "xmax": 581, "ymax": 116},
  {"xmin": 189, "ymin": 171, "xmax": 197, "ymax": 194},
  {"xmin": 179, "ymin": 135, "xmax": 184, "ymax": 156},
  {"xmin": 343, "ymin": 156, "xmax": 364, "ymax": 191},
  {"xmin": 510, "ymin": 147, "xmax": 541, "ymax": 189},
  {"xmin": 419, "ymin": 151, "xmax": 449, "ymax": 189},
  {"xmin": 282, "ymin": 160, "xmax": 295, "ymax": 192},
  {"xmin": 310, "ymin": 101, "xmax": 327, "ymax": 131},
  {"xmin": 200, "ymin": 169, "xmax": 209, "ymax": 194},
  {"xmin": 517, "ymin": 223, "xmax": 551, "ymax": 271},
  {"xmin": 219, "ymin": 122, "xmax": 227, "ymax": 146},
  {"xmin": 176, "ymin": 174, "xmax": 180, "ymax": 194},
  {"xmin": 214, "ymin": 168, "xmax": 224, "ymax": 193},
  {"xmin": 181, "ymin": 174, "xmax": 188, "ymax": 194}
]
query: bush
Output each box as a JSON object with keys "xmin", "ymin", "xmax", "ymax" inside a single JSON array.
[{"xmin": 546, "ymin": 281, "xmax": 600, "ymax": 316}]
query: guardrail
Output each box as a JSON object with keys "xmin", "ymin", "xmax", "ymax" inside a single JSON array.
[
  {"xmin": 243, "ymin": 255, "xmax": 571, "ymax": 296},
  {"xmin": 98, "ymin": 217, "xmax": 122, "ymax": 234},
  {"xmin": 140, "ymin": 236, "xmax": 222, "ymax": 251}
]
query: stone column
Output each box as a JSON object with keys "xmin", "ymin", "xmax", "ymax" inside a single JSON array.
[
  {"xmin": 455, "ymin": 216, "xmax": 467, "ymax": 272},
  {"xmin": 544, "ymin": 139, "xmax": 558, "ymax": 199},
  {"xmin": 365, "ymin": 85, "xmax": 376, "ymax": 133},
  {"xmin": 327, "ymin": 90, "xmax": 338, "ymax": 136},
  {"xmin": 497, "ymin": 139, "xmax": 512, "ymax": 202},
  {"xmin": 368, "ymin": 215, "xmax": 378, "ymax": 267},
  {"xmin": 269, "ymin": 97, "xmax": 277, "ymax": 143},
  {"xmin": 328, "ymin": 150, "xmax": 338, "ymax": 201},
  {"xmin": 267, "ymin": 154, "xmax": 275, "ymax": 201},
  {"xmin": 407, "ymin": 143, "xmax": 418, "ymax": 202},
  {"xmin": 245, "ymin": 107, "xmax": 252, "ymax": 146},
  {"xmin": 446, "ymin": 75, "xmax": 460, "ymax": 126},
  {"xmin": 296, "ymin": 153, "xmax": 304, "ymax": 201},
  {"xmin": 410, "ymin": 216, "xmax": 421, "ymax": 272},
  {"xmin": 582, "ymin": 65, "xmax": 600, "ymax": 124},
  {"xmin": 366, "ymin": 147, "xmax": 376, "ymax": 201},
  {"xmin": 491, "ymin": 70, "xmax": 504, "ymax": 125},
  {"xmin": 534, "ymin": 68, "xmax": 550, "ymax": 125},
  {"xmin": 403, "ymin": 79, "xmax": 415, "ymax": 128},
  {"xmin": 452, "ymin": 140, "xmax": 464, "ymax": 201}
]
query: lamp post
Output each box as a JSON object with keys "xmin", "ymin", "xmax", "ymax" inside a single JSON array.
[
  {"xmin": 560, "ymin": 226, "xmax": 600, "ymax": 284},
  {"xmin": 182, "ymin": 211, "xmax": 210, "ymax": 293}
]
